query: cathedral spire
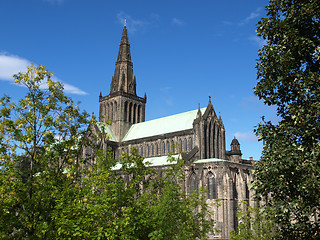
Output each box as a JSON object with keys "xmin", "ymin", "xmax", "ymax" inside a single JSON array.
[
  {"xmin": 110, "ymin": 25, "xmax": 136, "ymax": 95},
  {"xmin": 117, "ymin": 25, "xmax": 131, "ymax": 62},
  {"xmin": 99, "ymin": 25, "xmax": 146, "ymax": 140}
]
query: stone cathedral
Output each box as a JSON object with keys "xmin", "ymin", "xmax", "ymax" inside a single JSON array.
[{"xmin": 97, "ymin": 25, "xmax": 254, "ymax": 240}]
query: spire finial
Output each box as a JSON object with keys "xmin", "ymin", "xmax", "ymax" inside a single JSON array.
[
  {"xmin": 124, "ymin": 17, "xmax": 127, "ymax": 27},
  {"xmin": 209, "ymin": 96, "xmax": 211, "ymax": 103},
  {"xmin": 197, "ymin": 102, "xmax": 202, "ymax": 118}
]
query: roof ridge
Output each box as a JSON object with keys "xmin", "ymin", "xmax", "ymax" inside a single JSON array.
[
  {"xmin": 121, "ymin": 107, "xmax": 207, "ymax": 142},
  {"xmin": 133, "ymin": 107, "xmax": 207, "ymax": 126}
]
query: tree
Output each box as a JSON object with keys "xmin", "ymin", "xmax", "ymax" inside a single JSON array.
[
  {"xmin": 0, "ymin": 65, "xmax": 90, "ymax": 238},
  {"xmin": 52, "ymin": 148, "xmax": 215, "ymax": 240},
  {"xmin": 230, "ymin": 202, "xmax": 279, "ymax": 240},
  {"xmin": 253, "ymin": 0, "xmax": 320, "ymax": 239},
  {"xmin": 0, "ymin": 65, "xmax": 215, "ymax": 239},
  {"xmin": 145, "ymin": 154, "xmax": 214, "ymax": 240}
]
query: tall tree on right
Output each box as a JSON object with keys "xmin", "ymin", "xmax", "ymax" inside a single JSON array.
[{"xmin": 253, "ymin": 0, "xmax": 320, "ymax": 239}]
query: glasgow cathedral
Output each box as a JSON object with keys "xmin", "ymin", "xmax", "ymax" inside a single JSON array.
[{"xmin": 95, "ymin": 25, "xmax": 254, "ymax": 239}]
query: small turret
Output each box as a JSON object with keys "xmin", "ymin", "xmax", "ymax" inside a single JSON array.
[
  {"xmin": 226, "ymin": 137, "xmax": 242, "ymax": 163},
  {"xmin": 231, "ymin": 137, "xmax": 241, "ymax": 152}
]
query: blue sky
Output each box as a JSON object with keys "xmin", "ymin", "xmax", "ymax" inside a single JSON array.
[{"xmin": 0, "ymin": 0, "xmax": 276, "ymax": 160}]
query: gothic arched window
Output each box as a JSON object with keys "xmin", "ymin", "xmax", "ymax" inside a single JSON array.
[
  {"xmin": 245, "ymin": 182, "xmax": 249, "ymax": 200},
  {"xmin": 133, "ymin": 103, "xmax": 136, "ymax": 123},
  {"xmin": 179, "ymin": 139, "xmax": 183, "ymax": 152},
  {"xmin": 152, "ymin": 144, "xmax": 154, "ymax": 156},
  {"xmin": 233, "ymin": 177, "xmax": 238, "ymax": 200},
  {"xmin": 207, "ymin": 172, "xmax": 217, "ymax": 199},
  {"xmin": 162, "ymin": 142, "xmax": 165, "ymax": 155},
  {"xmin": 156, "ymin": 143, "xmax": 159, "ymax": 155},
  {"xmin": 128, "ymin": 102, "xmax": 132, "ymax": 123},
  {"xmin": 190, "ymin": 172, "xmax": 198, "ymax": 194},
  {"xmin": 114, "ymin": 101, "xmax": 117, "ymax": 120},
  {"xmin": 106, "ymin": 103, "xmax": 110, "ymax": 120},
  {"xmin": 124, "ymin": 101, "xmax": 128, "ymax": 122},
  {"xmin": 137, "ymin": 105, "xmax": 141, "ymax": 123},
  {"xmin": 184, "ymin": 138, "xmax": 187, "ymax": 151},
  {"xmin": 110, "ymin": 102, "xmax": 113, "ymax": 121}
]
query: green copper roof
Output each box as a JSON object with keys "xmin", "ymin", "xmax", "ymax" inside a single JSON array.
[
  {"xmin": 112, "ymin": 154, "xmax": 180, "ymax": 170},
  {"xmin": 111, "ymin": 155, "xmax": 228, "ymax": 170},
  {"xmin": 144, "ymin": 154, "xmax": 179, "ymax": 166},
  {"xmin": 145, "ymin": 156, "xmax": 228, "ymax": 166},
  {"xmin": 96, "ymin": 122, "xmax": 117, "ymax": 142},
  {"xmin": 122, "ymin": 107, "xmax": 206, "ymax": 142},
  {"xmin": 194, "ymin": 158, "xmax": 229, "ymax": 164}
]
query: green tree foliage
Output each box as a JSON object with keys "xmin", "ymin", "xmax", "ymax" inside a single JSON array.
[
  {"xmin": 253, "ymin": 0, "xmax": 320, "ymax": 239},
  {"xmin": 230, "ymin": 202, "xmax": 279, "ymax": 240},
  {"xmin": 0, "ymin": 65, "xmax": 90, "ymax": 238},
  {"xmin": 52, "ymin": 148, "xmax": 215, "ymax": 240},
  {"xmin": 0, "ymin": 65, "xmax": 215, "ymax": 239}
]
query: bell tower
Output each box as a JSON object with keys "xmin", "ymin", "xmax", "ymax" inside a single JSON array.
[{"xmin": 99, "ymin": 24, "xmax": 146, "ymax": 141}]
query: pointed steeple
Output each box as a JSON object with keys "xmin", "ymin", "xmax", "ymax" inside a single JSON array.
[
  {"xmin": 117, "ymin": 26, "xmax": 132, "ymax": 62},
  {"xmin": 110, "ymin": 25, "xmax": 136, "ymax": 95},
  {"xmin": 99, "ymin": 25, "xmax": 147, "ymax": 140}
]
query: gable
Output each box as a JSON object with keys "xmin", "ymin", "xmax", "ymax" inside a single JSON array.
[{"xmin": 96, "ymin": 121, "xmax": 117, "ymax": 142}]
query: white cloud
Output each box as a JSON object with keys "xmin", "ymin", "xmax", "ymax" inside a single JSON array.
[
  {"xmin": 249, "ymin": 35, "xmax": 267, "ymax": 48},
  {"xmin": 0, "ymin": 54, "xmax": 31, "ymax": 81},
  {"xmin": 117, "ymin": 12, "xmax": 148, "ymax": 33},
  {"xmin": 239, "ymin": 8, "xmax": 262, "ymax": 26},
  {"xmin": 0, "ymin": 53, "xmax": 87, "ymax": 95},
  {"xmin": 56, "ymin": 78, "xmax": 87, "ymax": 95},
  {"xmin": 172, "ymin": 18, "xmax": 184, "ymax": 26},
  {"xmin": 234, "ymin": 131, "xmax": 258, "ymax": 142}
]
